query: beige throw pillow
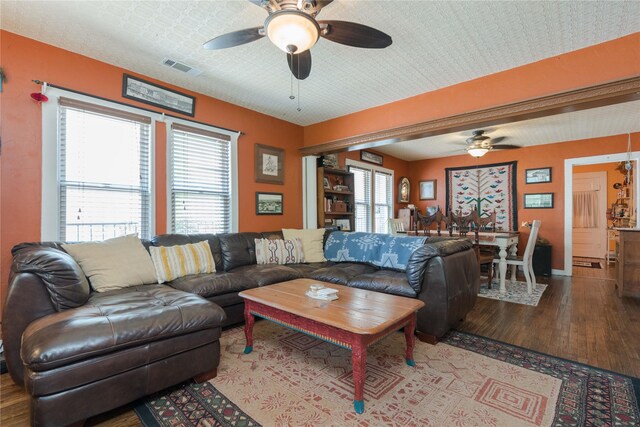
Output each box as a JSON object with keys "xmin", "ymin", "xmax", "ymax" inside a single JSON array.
[
  {"xmin": 282, "ymin": 228, "xmax": 326, "ymax": 262},
  {"xmin": 62, "ymin": 234, "xmax": 157, "ymax": 292}
]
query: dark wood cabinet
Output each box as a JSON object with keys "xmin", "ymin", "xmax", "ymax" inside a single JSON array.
[
  {"xmin": 533, "ymin": 245, "xmax": 552, "ymax": 277},
  {"xmin": 616, "ymin": 229, "xmax": 640, "ymax": 298}
]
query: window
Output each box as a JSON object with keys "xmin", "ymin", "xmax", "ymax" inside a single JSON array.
[
  {"xmin": 169, "ymin": 123, "xmax": 232, "ymax": 234},
  {"xmin": 348, "ymin": 161, "xmax": 394, "ymax": 233},
  {"xmin": 58, "ymin": 97, "xmax": 151, "ymax": 241}
]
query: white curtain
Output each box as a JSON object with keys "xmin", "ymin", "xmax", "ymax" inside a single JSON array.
[{"xmin": 573, "ymin": 191, "xmax": 598, "ymax": 228}]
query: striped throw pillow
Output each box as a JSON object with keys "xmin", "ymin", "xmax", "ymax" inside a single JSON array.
[
  {"xmin": 149, "ymin": 241, "xmax": 215, "ymax": 283},
  {"xmin": 255, "ymin": 238, "xmax": 305, "ymax": 265}
]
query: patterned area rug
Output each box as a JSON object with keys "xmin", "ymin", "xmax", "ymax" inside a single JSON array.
[
  {"xmin": 478, "ymin": 279, "xmax": 548, "ymax": 306},
  {"xmin": 573, "ymin": 260, "xmax": 602, "ymax": 269},
  {"xmin": 135, "ymin": 322, "xmax": 640, "ymax": 427}
]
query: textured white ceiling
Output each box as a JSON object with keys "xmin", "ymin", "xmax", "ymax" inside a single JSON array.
[
  {"xmin": 1, "ymin": 1, "xmax": 639, "ymax": 125},
  {"xmin": 373, "ymin": 100, "xmax": 640, "ymax": 160}
]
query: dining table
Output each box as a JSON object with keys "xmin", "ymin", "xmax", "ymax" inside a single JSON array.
[{"xmin": 408, "ymin": 230, "xmax": 520, "ymax": 293}]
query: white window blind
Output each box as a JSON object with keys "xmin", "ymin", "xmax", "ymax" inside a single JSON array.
[
  {"xmin": 374, "ymin": 171, "xmax": 393, "ymax": 233},
  {"xmin": 58, "ymin": 97, "xmax": 151, "ymax": 241},
  {"xmin": 170, "ymin": 123, "xmax": 232, "ymax": 234},
  {"xmin": 350, "ymin": 166, "xmax": 372, "ymax": 232}
]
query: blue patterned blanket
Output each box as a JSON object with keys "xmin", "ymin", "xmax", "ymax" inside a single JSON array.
[{"xmin": 324, "ymin": 232, "xmax": 427, "ymax": 271}]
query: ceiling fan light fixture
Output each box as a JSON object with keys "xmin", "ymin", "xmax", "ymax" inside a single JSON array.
[
  {"xmin": 467, "ymin": 147, "xmax": 489, "ymax": 158},
  {"xmin": 266, "ymin": 10, "xmax": 320, "ymax": 54}
]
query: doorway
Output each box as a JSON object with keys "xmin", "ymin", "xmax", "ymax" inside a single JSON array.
[{"xmin": 563, "ymin": 151, "xmax": 640, "ymax": 277}]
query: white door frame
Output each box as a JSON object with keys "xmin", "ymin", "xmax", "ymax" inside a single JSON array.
[{"xmin": 564, "ymin": 151, "xmax": 640, "ymax": 276}]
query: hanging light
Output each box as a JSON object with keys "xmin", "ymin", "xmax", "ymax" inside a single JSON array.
[
  {"xmin": 467, "ymin": 146, "xmax": 489, "ymax": 158},
  {"xmin": 265, "ymin": 10, "xmax": 320, "ymax": 54}
]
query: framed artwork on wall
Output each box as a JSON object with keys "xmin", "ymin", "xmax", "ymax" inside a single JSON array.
[
  {"xmin": 524, "ymin": 193, "xmax": 554, "ymax": 209},
  {"xmin": 525, "ymin": 167, "xmax": 552, "ymax": 184},
  {"xmin": 256, "ymin": 192, "xmax": 283, "ymax": 215},
  {"xmin": 419, "ymin": 180, "xmax": 437, "ymax": 200},
  {"xmin": 122, "ymin": 74, "xmax": 196, "ymax": 116},
  {"xmin": 255, "ymin": 144, "xmax": 284, "ymax": 184},
  {"xmin": 398, "ymin": 177, "xmax": 410, "ymax": 203},
  {"xmin": 360, "ymin": 150, "xmax": 383, "ymax": 165}
]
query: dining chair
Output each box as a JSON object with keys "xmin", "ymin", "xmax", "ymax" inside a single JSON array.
[
  {"xmin": 471, "ymin": 209, "xmax": 497, "ymax": 287},
  {"xmin": 388, "ymin": 218, "xmax": 405, "ymax": 235},
  {"xmin": 449, "ymin": 209, "xmax": 474, "ymax": 236},
  {"xmin": 493, "ymin": 219, "xmax": 541, "ymax": 294},
  {"xmin": 414, "ymin": 208, "xmax": 438, "ymax": 235}
]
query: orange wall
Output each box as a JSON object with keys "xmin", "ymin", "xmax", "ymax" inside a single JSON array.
[
  {"xmin": 338, "ymin": 150, "xmax": 411, "ymax": 216},
  {"xmin": 304, "ymin": 33, "xmax": 640, "ymax": 147},
  {"xmin": 408, "ymin": 133, "xmax": 640, "ymax": 271},
  {"xmin": 0, "ymin": 31, "xmax": 304, "ymax": 305}
]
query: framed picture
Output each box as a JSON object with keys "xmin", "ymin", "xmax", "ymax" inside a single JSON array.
[
  {"xmin": 524, "ymin": 193, "xmax": 554, "ymax": 209},
  {"xmin": 255, "ymin": 144, "xmax": 284, "ymax": 184},
  {"xmin": 360, "ymin": 150, "xmax": 383, "ymax": 165},
  {"xmin": 398, "ymin": 177, "xmax": 410, "ymax": 203},
  {"xmin": 256, "ymin": 192, "xmax": 283, "ymax": 215},
  {"xmin": 122, "ymin": 74, "xmax": 195, "ymax": 117},
  {"xmin": 525, "ymin": 167, "xmax": 552, "ymax": 184},
  {"xmin": 419, "ymin": 180, "xmax": 437, "ymax": 200},
  {"xmin": 323, "ymin": 177, "xmax": 330, "ymax": 189},
  {"xmin": 336, "ymin": 219, "xmax": 351, "ymax": 231}
]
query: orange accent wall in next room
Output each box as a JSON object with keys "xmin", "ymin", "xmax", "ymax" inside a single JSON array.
[
  {"xmin": 408, "ymin": 133, "xmax": 640, "ymax": 272},
  {"xmin": 0, "ymin": 31, "xmax": 305, "ymax": 308}
]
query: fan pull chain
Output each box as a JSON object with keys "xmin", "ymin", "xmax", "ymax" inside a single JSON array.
[
  {"xmin": 297, "ymin": 76, "xmax": 301, "ymax": 112},
  {"xmin": 289, "ymin": 70, "xmax": 296, "ymax": 100}
]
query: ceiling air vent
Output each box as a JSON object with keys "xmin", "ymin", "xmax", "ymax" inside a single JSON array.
[{"xmin": 162, "ymin": 58, "xmax": 202, "ymax": 76}]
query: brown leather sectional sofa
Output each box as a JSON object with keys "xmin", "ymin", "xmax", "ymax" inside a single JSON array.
[{"xmin": 3, "ymin": 230, "xmax": 479, "ymax": 426}]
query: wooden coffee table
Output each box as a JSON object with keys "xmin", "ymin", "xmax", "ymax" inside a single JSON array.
[{"xmin": 238, "ymin": 278, "xmax": 425, "ymax": 414}]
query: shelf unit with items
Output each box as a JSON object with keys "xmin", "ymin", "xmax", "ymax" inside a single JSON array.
[{"xmin": 317, "ymin": 165, "xmax": 355, "ymax": 231}]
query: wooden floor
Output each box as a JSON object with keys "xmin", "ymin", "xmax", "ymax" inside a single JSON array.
[{"xmin": 2, "ymin": 266, "xmax": 639, "ymax": 426}]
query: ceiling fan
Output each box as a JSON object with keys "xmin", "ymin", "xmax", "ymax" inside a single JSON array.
[
  {"xmin": 203, "ymin": 0, "xmax": 392, "ymax": 80},
  {"xmin": 464, "ymin": 130, "xmax": 520, "ymax": 157}
]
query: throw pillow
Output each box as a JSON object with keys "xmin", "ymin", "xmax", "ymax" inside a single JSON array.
[
  {"xmin": 255, "ymin": 238, "xmax": 305, "ymax": 265},
  {"xmin": 282, "ymin": 228, "xmax": 326, "ymax": 263},
  {"xmin": 149, "ymin": 241, "xmax": 216, "ymax": 283},
  {"xmin": 62, "ymin": 234, "xmax": 157, "ymax": 292}
]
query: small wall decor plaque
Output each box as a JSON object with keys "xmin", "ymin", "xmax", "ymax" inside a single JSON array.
[
  {"xmin": 122, "ymin": 74, "xmax": 195, "ymax": 116},
  {"xmin": 524, "ymin": 193, "xmax": 554, "ymax": 209},
  {"xmin": 398, "ymin": 177, "xmax": 410, "ymax": 203},
  {"xmin": 256, "ymin": 192, "xmax": 283, "ymax": 215},
  {"xmin": 360, "ymin": 150, "xmax": 383, "ymax": 165},
  {"xmin": 525, "ymin": 167, "xmax": 552, "ymax": 184}
]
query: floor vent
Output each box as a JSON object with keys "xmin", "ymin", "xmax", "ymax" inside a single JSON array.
[{"xmin": 162, "ymin": 58, "xmax": 202, "ymax": 76}]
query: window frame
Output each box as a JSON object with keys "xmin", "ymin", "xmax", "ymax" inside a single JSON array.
[
  {"xmin": 345, "ymin": 159, "xmax": 395, "ymax": 233},
  {"xmin": 166, "ymin": 119, "xmax": 239, "ymax": 234},
  {"xmin": 41, "ymin": 88, "xmax": 156, "ymax": 241}
]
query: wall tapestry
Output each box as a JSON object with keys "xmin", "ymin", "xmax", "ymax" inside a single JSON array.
[{"xmin": 445, "ymin": 161, "xmax": 517, "ymax": 231}]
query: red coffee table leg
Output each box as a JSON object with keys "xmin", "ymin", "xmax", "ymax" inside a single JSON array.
[
  {"xmin": 404, "ymin": 313, "xmax": 417, "ymax": 366},
  {"xmin": 352, "ymin": 338, "xmax": 367, "ymax": 414},
  {"xmin": 243, "ymin": 302, "xmax": 255, "ymax": 354}
]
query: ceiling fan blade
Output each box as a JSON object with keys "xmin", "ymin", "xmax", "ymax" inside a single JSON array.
[
  {"xmin": 318, "ymin": 20, "xmax": 392, "ymax": 48},
  {"xmin": 491, "ymin": 136, "xmax": 508, "ymax": 144},
  {"xmin": 203, "ymin": 27, "xmax": 264, "ymax": 50},
  {"xmin": 491, "ymin": 144, "xmax": 520, "ymax": 150},
  {"xmin": 316, "ymin": 0, "xmax": 334, "ymax": 9},
  {"xmin": 287, "ymin": 50, "xmax": 312, "ymax": 80}
]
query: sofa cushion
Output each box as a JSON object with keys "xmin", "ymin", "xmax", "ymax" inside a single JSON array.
[
  {"xmin": 285, "ymin": 262, "xmax": 333, "ymax": 277},
  {"xmin": 308, "ymin": 263, "xmax": 378, "ymax": 285},
  {"xmin": 62, "ymin": 235, "xmax": 157, "ymax": 292},
  {"xmin": 11, "ymin": 245, "xmax": 90, "ymax": 311},
  {"xmin": 21, "ymin": 285, "xmax": 226, "ymax": 372},
  {"xmin": 218, "ymin": 233, "xmax": 262, "ymax": 271},
  {"xmin": 167, "ymin": 272, "xmax": 257, "ymax": 297},
  {"xmin": 149, "ymin": 241, "xmax": 216, "ymax": 283},
  {"xmin": 282, "ymin": 228, "xmax": 326, "ymax": 262},
  {"xmin": 254, "ymin": 238, "xmax": 305, "ymax": 265},
  {"xmin": 230, "ymin": 264, "xmax": 303, "ymax": 286},
  {"xmin": 152, "ymin": 234, "xmax": 223, "ymax": 272},
  {"xmin": 324, "ymin": 232, "xmax": 426, "ymax": 270},
  {"xmin": 347, "ymin": 270, "xmax": 416, "ymax": 298}
]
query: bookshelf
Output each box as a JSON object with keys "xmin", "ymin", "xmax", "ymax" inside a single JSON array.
[{"xmin": 317, "ymin": 166, "xmax": 355, "ymax": 230}]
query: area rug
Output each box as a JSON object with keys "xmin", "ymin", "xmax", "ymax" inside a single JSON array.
[
  {"xmin": 573, "ymin": 260, "xmax": 602, "ymax": 269},
  {"xmin": 478, "ymin": 279, "xmax": 548, "ymax": 306},
  {"xmin": 135, "ymin": 322, "xmax": 640, "ymax": 427}
]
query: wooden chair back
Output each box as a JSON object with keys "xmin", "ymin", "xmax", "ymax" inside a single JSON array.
[{"xmin": 522, "ymin": 220, "xmax": 541, "ymax": 262}]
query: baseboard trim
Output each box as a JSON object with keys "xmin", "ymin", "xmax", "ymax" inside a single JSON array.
[{"xmin": 551, "ymin": 269, "xmax": 569, "ymax": 276}]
